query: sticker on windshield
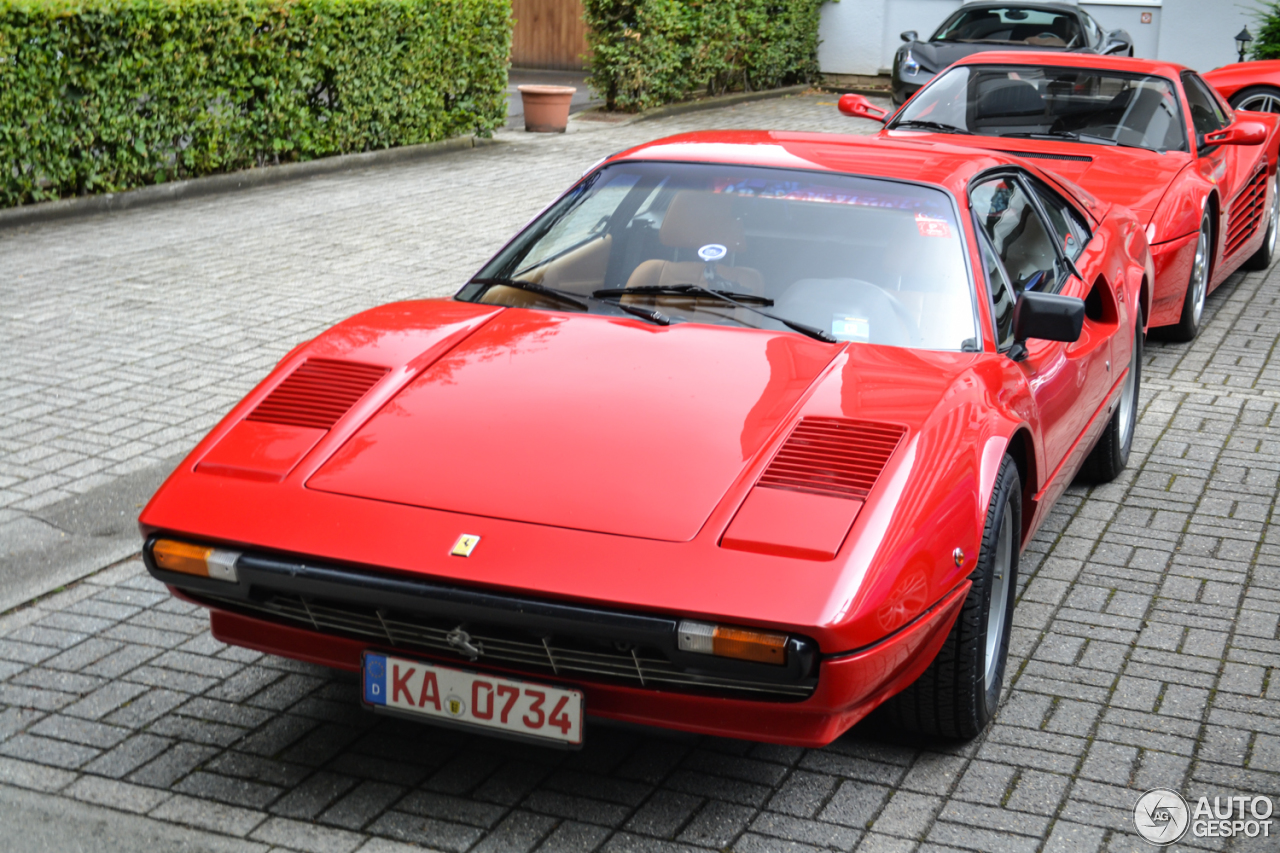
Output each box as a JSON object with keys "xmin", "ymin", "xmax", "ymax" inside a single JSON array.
[
  {"xmin": 698, "ymin": 244, "xmax": 728, "ymax": 262},
  {"xmin": 915, "ymin": 214, "xmax": 952, "ymax": 238},
  {"xmin": 832, "ymin": 316, "xmax": 870, "ymax": 342}
]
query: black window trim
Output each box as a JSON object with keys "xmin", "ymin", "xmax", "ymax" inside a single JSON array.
[
  {"xmin": 1020, "ymin": 171, "xmax": 1094, "ymax": 263},
  {"xmin": 1182, "ymin": 70, "xmax": 1229, "ymax": 157},
  {"xmin": 973, "ymin": 213, "xmax": 1017, "ymax": 354},
  {"xmin": 967, "ymin": 166, "xmax": 1084, "ymax": 298}
]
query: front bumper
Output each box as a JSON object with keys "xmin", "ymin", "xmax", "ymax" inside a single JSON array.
[{"xmin": 145, "ymin": 538, "xmax": 969, "ymax": 746}]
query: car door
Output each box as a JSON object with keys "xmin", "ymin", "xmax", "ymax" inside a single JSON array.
[
  {"xmin": 1183, "ymin": 71, "xmax": 1249, "ymax": 276},
  {"xmin": 971, "ymin": 172, "xmax": 1110, "ymax": 489}
]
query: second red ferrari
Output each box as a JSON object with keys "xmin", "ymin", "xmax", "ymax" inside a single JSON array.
[{"xmin": 842, "ymin": 52, "xmax": 1280, "ymax": 341}]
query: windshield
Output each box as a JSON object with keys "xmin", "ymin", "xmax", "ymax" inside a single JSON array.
[
  {"xmin": 462, "ymin": 162, "xmax": 979, "ymax": 351},
  {"xmin": 933, "ymin": 7, "xmax": 1082, "ymax": 47},
  {"xmin": 894, "ymin": 65, "xmax": 1187, "ymax": 152}
]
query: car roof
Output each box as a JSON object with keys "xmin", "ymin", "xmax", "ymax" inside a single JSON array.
[
  {"xmin": 950, "ymin": 49, "xmax": 1188, "ymax": 79},
  {"xmin": 609, "ymin": 130, "xmax": 1053, "ymax": 196},
  {"xmin": 958, "ymin": 1, "xmax": 1080, "ymax": 12}
]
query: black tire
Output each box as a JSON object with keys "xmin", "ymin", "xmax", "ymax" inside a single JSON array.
[
  {"xmin": 889, "ymin": 455, "xmax": 1021, "ymax": 740},
  {"xmin": 1081, "ymin": 323, "xmax": 1142, "ymax": 482},
  {"xmin": 1230, "ymin": 85, "xmax": 1280, "ymax": 114},
  {"xmin": 1243, "ymin": 172, "xmax": 1279, "ymax": 271},
  {"xmin": 1162, "ymin": 209, "xmax": 1211, "ymax": 342}
]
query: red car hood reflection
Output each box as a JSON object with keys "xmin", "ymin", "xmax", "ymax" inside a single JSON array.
[{"xmin": 308, "ymin": 309, "xmax": 840, "ymax": 541}]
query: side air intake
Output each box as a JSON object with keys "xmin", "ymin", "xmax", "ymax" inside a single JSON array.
[
  {"xmin": 758, "ymin": 417, "xmax": 907, "ymax": 500},
  {"xmin": 247, "ymin": 359, "xmax": 390, "ymax": 431}
]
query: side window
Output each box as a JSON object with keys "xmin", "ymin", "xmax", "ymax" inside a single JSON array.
[
  {"xmin": 1027, "ymin": 179, "xmax": 1090, "ymax": 262},
  {"xmin": 1183, "ymin": 72, "xmax": 1227, "ymax": 140},
  {"xmin": 970, "ymin": 176, "xmax": 1063, "ymax": 294},
  {"xmin": 981, "ymin": 233, "xmax": 1017, "ymax": 349},
  {"xmin": 1081, "ymin": 12, "xmax": 1103, "ymax": 48}
]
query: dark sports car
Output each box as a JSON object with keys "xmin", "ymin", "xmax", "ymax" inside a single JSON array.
[{"xmin": 893, "ymin": 2, "xmax": 1133, "ymax": 105}]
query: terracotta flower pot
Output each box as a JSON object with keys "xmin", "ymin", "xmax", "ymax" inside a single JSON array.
[{"xmin": 517, "ymin": 85, "xmax": 577, "ymax": 133}]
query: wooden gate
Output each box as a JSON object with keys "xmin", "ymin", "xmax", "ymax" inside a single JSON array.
[{"xmin": 511, "ymin": 0, "xmax": 589, "ymax": 70}]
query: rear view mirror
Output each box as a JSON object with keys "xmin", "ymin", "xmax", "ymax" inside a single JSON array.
[
  {"xmin": 838, "ymin": 94, "xmax": 889, "ymax": 123},
  {"xmin": 901, "ymin": 30, "xmax": 918, "ymax": 43},
  {"xmin": 1204, "ymin": 120, "xmax": 1268, "ymax": 146},
  {"xmin": 1013, "ymin": 291, "xmax": 1085, "ymax": 345}
]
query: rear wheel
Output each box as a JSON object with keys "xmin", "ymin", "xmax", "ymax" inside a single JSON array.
[
  {"xmin": 1081, "ymin": 323, "xmax": 1142, "ymax": 482},
  {"xmin": 1230, "ymin": 85, "xmax": 1280, "ymax": 114},
  {"xmin": 1243, "ymin": 172, "xmax": 1280, "ymax": 271},
  {"xmin": 889, "ymin": 455, "xmax": 1020, "ymax": 740},
  {"xmin": 1164, "ymin": 209, "xmax": 1211, "ymax": 342}
]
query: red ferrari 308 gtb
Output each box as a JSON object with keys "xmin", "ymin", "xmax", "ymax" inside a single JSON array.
[
  {"xmin": 140, "ymin": 132, "xmax": 1151, "ymax": 747},
  {"xmin": 841, "ymin": 52, "xmax": 1280, "ymax": 341}
]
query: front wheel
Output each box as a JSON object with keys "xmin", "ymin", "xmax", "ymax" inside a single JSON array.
[
  {"xmin": 1243, "ymin": 171, "xmax": 1280, "ymax": 271},
  {"xmin": 888, "ymin": 455, "xmax": 1021, "ymax": 740},
  {"xmin": 1081, "ymin": 323, "xmax": 1142, "ymax": 482},
  {"xmin": 1163, "ymin": 209, "xmax": 1211, "ymax": 342},
  {"xmin": 1230, "ymin": 85, "xmax": 1280, "ymax": 114}
]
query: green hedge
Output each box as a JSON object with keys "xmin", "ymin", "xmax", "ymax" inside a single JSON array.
[
  {"xmin": 0, "ymin": 0, "xmax": 511, "ymax": 206},
  {"xmin": 583, "ymin": 0, "xmax": 825, "ymax": 113}
]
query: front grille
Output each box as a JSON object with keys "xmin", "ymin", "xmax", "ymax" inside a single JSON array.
[
  {"xmin": 197, "ymin": 591, "xmax": 815, "ymax": 700},
  {"xmin": 1226, "ymin": 169, "xmax": 1268, "ymax": 257}
]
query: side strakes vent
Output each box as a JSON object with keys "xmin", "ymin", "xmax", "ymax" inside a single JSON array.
[
  {"xmin": 758, "ymin": 417, "xmax": 906, "ymax": 500},
  {"xmin": 1226, "ymin": 168, "xmax": 1268, "ymax": 257},
  {"xmin": 246, "ymin": 359, "xmax": 389, "ymax": 431}
]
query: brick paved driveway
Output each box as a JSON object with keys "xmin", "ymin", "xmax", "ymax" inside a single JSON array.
[{"xmin": 2, "ymin": 93, "xmax": 1279, "ymax": 852}]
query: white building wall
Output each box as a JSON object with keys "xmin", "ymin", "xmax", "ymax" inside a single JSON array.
[{"xmin": 819, "ymin": 0, "xmax": 1257, "ymax": 77}]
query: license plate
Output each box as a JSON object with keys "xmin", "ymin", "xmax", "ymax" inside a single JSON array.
[{"xmin": 361, "ymin": 652, "xmax": 584, "ymax": 746}]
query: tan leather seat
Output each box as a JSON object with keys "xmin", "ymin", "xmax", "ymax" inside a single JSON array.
[{"xmin": 625, "ymin": 191, "xmax": 764, "ymax": 294}]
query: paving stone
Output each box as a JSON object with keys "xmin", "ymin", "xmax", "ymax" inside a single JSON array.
[
  {"xmin": 64, "ymin": 774, "xmax": 173, "ymax": 813},
  {"xmin": 150, "ymin": 792, "xmax": 268, "ymax": 837},
  {"xmin": 365, "ymin": 811, "xmax": 484, "ymax": 853},
  {"xmin": 469, "ymin": 810, "xmax": 558, "ymax": 853},
  {"xmin": 319, "ymin": 780, "xmax": 407, "ymax": 830},
  {"xmin": 250, "ymin": 816, "xmax": 366, "ymax": 853}
]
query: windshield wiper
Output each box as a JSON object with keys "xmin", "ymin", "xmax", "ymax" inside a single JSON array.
[
  {"xmin": 614, "ymin": 302, "xmax": 672, "ymax": 326},
  {"xmin": 593, "ymin": 286, "xmax": 776, "ymax": 306},
  {"xmin": 593, "ymin": 284, "xmax": 836, "ymax": 343},
  {"xmin": 893, "ymin": 119, "xmax": 970, "ymax": 135},
  {"xmin": 467, "ymin": 277, "xmax": 674, "ymax": 327},
  {"xmin": 466, "ymin": 277, "xmax": 589, "ymax": 310}
]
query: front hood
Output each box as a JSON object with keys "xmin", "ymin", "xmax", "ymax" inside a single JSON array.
[
  {"xmin": 308, "ymin": 309, "xmax": 840, "ymax": 541},
  {"xmin": 897, "ymin": 133, "xmax": 1192, "ymax": 222}
]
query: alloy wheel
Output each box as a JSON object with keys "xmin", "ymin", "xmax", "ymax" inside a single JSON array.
[
  {"xmin": 1190, "ymin": 218, "xmax": 1209, "ymax": 326},
  {"xmin": 984, "ymin": 502, "xmax": 1013, "ymax": 690},
  {"xmin": 1237, "ymin": 92, "xmax": 1280, "ymax": 113},
  {"xmin": 1118, "ymin": 327, "xmax": 1138, "ymax": 450}
]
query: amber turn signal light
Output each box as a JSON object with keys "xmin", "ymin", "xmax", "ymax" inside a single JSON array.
[
  {"xmin": 677, "ymin": 620, "xmax": 788, "ymax": 665},
  {"xmin": 152, "ymin": 539, "xmax": 240, "ymax": 582}
]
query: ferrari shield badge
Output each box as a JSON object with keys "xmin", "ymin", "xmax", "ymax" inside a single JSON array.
[{"xmin": 450, "ymin": 534, "xmax": 480, "ymax": 557}]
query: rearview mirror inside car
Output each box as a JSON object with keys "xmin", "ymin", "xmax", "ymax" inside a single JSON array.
[
  {"xmin": 1013, "ymin": 290, "xmax": 1085, "ymax": 347},
  {"xmin": 1203, "ymin": 120, "xmax": 1268, "ymax": 146},
  {"xmin": 838, "ymin": 94, "xmax": 889, "ymax": 123}
]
